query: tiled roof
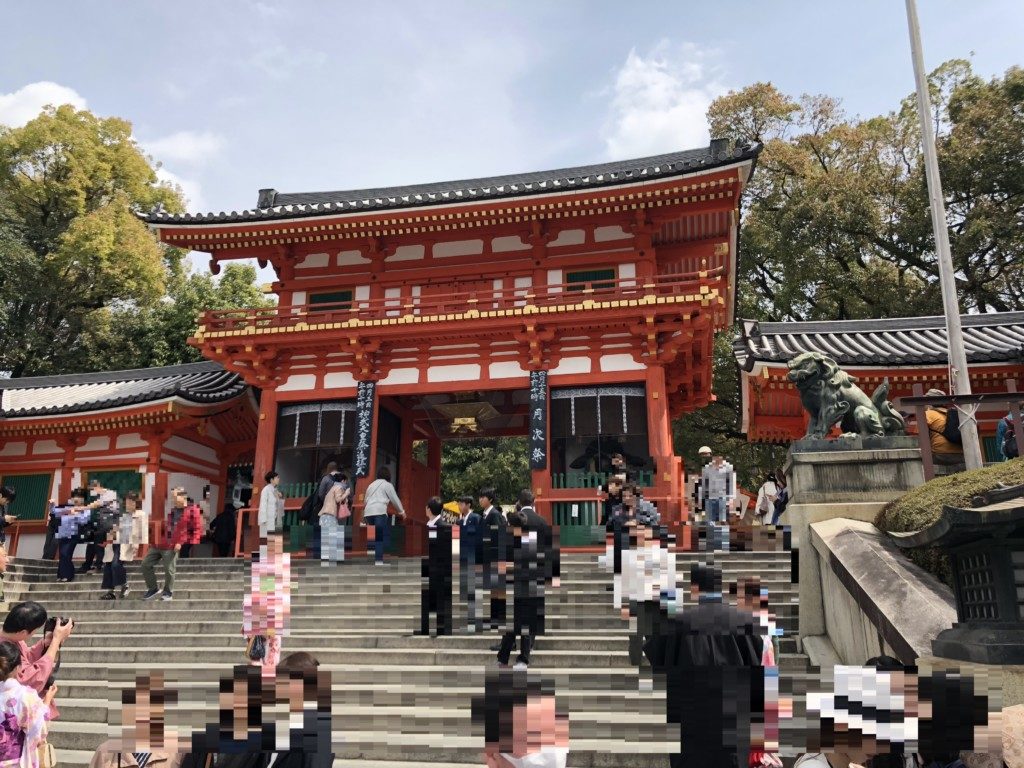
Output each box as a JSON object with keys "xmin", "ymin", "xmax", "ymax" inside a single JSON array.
[
  {"xmin": 734, "ymin": 312, "xmax": 1024, "ymax": 370},
  {"xmin": 0, "ymin": 361, "xmax": 247, "ymax": 418},
  {"xmin": 145, "ymin": 142, "xmax": 761, "ymax": 225}
]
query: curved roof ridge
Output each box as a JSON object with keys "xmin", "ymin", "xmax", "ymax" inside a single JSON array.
[{"xmin": 0, "ymin": 360, "xmax": 224, "ymax": 390}]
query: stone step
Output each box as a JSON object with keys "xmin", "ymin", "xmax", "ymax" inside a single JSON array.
[
  {"xmin": 45, "ymin": 719, "xmax": 677, "ymax": 767},
  {"xmin": 48, "ymin": 678, "xmax": 673, "ymax": 712}
]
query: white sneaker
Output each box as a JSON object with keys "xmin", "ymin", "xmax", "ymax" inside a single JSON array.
[{"xmin": 513, "ymin": 662, "xmax": 528, "ymax": 670}]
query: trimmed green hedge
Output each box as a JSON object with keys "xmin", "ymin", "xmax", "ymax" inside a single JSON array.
[{"xmin": 875, "ymin": 458, "xmax": 1024, "ymax": 586}]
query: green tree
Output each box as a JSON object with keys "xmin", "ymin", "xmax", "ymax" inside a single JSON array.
[
  {"xmin": 0, "ymin": 105, "xmax": 183, "ymax": 377},
  {"xmin": 674, "ymin": 60, "xmax": 1024, "ymax": 483},
  {"xmin": 80, "ymin": 262, "xmax": 274, "ymax": 370},
  {"xmin": 440, "ymin": 437, "xmax": 530, "ymax": 506}
]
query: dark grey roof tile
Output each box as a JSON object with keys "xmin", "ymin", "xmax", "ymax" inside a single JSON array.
[
  {"xmin": 145, "ymin": 142, "xmax": 761, "ymax": 225},
  {"xmin": 0, "ymin": 361, "xmax": 246, "ymax": 418},
  {"xmin": 734, "ymin": 312, "xmax": 1024, "ymax": 370}
]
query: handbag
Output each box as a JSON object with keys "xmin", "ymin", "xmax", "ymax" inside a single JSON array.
[
  {"xmin": 245, "ymin": 635, "xmax": 267, "ymax": 661},
  {"xmin": 337, "ymin": 501, "xmax": 351, "ymax": 521},
  {"xmin": 37, "ymin": 741, "xmax": 56, "ymax": 768}
]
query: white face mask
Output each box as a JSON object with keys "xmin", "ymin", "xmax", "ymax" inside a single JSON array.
[{"xmin": 499, "ymin": 747, "xmax": 568, "ymax": 768}]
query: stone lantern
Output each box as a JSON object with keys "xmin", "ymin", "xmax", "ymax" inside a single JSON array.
[{"xmin": 892, "ymin": 485, "xmax": 1024, "ymax": 664}]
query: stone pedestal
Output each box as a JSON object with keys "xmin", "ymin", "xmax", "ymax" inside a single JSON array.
[
  {"xmin": 785, "ymin": 435, "xmax": 925, "ymax": 505},
  {"xmin": 786, "ymin": 437, "xmax": 925, "ymax": 643}
]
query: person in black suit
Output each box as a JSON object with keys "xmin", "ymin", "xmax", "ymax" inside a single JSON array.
[
  {"xmin": 643, "ymin": 562, "xmax": 765, "ymax": 768},
  {"xmin": 418, "ymin": 497, "xmax": 453, "ymax": 637},
  {"xmin": 457, "ymin": 495, "xmax": 483, "ymax": 633},
  {"xmin": 495, "ymin": 490, "xmax": 560, "ymax": 667},
  {"xmin": 477, "ymin": 488, "xmax": 507, "ymax": 631}
]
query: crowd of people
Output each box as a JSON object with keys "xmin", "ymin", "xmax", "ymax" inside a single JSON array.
[
  {"xmin": 0, "ymin": 446, "xmax": 1016, "ymax": 768},
  {"xmin": 35, "ymin": 479, "xmax": 243, "ymax": 600}
]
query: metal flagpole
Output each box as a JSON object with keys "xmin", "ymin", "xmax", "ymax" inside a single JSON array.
[{"xmin": 904, "ymin": 0, "xmax": 984, "ymax": 470}]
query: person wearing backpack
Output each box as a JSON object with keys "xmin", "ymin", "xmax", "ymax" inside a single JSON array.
[
  {"xmin": 924, "ymin": 389, "xmax": 965, "ymax": 469},
  {"xmin": 997, "ymin": 412, "xmax": 1019, "ymax": 460}
]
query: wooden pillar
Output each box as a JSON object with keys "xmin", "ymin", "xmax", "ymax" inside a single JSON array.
[
  {"xmin": 645, "ymin": 364, "xmax": 676, "ymax": 514},
  {"xmin": 249, "ymin": 389, "xmax": 279, "ymax": 552},
  {"xmin": 397, "ymin": 409, "xmax": 420, "ymax": 557},
  {"xmin": 912, "ymin": 383, "xmax": 936, "ymax": 481}
]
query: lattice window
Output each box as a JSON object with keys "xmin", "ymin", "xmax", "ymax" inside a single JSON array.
[
  {"xmin": 958, "ymin": 553, "xmax": 999, "ymax": 620},
  {"xmin": 566, "ymin": 268, "xmax": 615, "ymax": 292},
  {"xmin": 309, "ymin": 290, "xmax": 353, "ymax": 309}
]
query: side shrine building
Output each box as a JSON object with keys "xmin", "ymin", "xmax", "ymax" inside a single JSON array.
[{"xmin": 0, "ymin": 141, "xmax": 761, "ymax": 555}]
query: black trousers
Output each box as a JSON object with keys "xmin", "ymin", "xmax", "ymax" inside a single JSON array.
[
  {"xmin": 497, "ymin": 597, "xmax": 542, "ymax": 665},
  {"xmin": 57, "ymin": 539, "xmax": 77, "ymax": 581},
  {"xmin": 629, "ymin": 600, "xmax": 664, "ymax": 666},
  {"xmin": 482, "ymin": 560, "xmax": 506, "ymax": 626},
  {"xmin": 420, "ymin": 578, "xmax": 453, "ymax": 635},
  {"xmin": 81, "ymin": 542, "xmax": 105, "ymax": 570},
  {"xmin": 101, "ymin": 544, "xmax": 127, "ymax": 589},
  {"xmin": 42, "ymin": 529, "xmax": 58, "ymax": 560},
  {"xmin": 214, "ymin": 541, "xmax": 233, "ymax": 557}
]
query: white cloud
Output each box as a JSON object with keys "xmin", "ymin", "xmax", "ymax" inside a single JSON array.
[
  {"xmin": 156, "ymin": 166, "xmax": 207, "ymax": 213},
  {"xmin": 144, "ymin": 130, "xmax": 225, "ymax": 165},
  {"xmin": 0, "ymin": 81, "xmax": 87, "ymax": 127},
  {"xmin": 602, "ymin": 41, "xmax": 726, "ymax": 159}
]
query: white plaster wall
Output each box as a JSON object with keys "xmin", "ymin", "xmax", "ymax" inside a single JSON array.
[
  {"xmin": 380, "ymin": 367, "xmax": 420, "ymax": 386},
  {"xmin": 49, "ymin": 471, "xmax": 60, "ymax": 505},
  {"xmin": 167, "ymin": 472, "xmax": 208, "ymax": 511},
  {"xmin": 433, "ymin": 239, "xmax": 483, "ymax": 258},
  {"xmin": 278, "ymin": 374, "xmax": 318, "ymax": 392},
  {"xmin": 81, "ymin": 436, "xmax": 110, "ymax": 452},
  {"xmin": 324, "ymin": 371, "xmax": 357, "ymax": 389},
  {"xmin": 165, "ymin": 436, "xmax": 218, "ymax": 466},
  {"xmin": 0, "ymin": 442, "xmax": 27, "ymax": 457},
  {"xmin": 549, "ymin": 229, "xmax": 585, "ymax": 247},
  {"xmin": 384, "ymin": 286, "xmax": 402, "ymax": 317},
  {"xmin": 297, "ymin": 253, "xmax": 330, "ymax": 269},
  {"xmin": 33, "ymin": 440, "xmax": 61, "ymax": 455},
  {"xmin": 492, "ymin": 236, "xmax": 529, "ymax": 252},
  {"xmin": 337, "ymin": 250, "xmax": 370, "ymax": 266},
  {"xmin": 386, "ymin": 245, "xmax": 425, "ymax": 262},
  {"xmin": 292, "ymin": 291, "xmax": 307, "ymax": 307},
  {"xmin": 619, "ymin": 262, "xmax": 637, "ymax": 288},
  {"xmin": 427, "ymin": 363, "xmax": 482, "ymax": 383},
  {"xmin": 116, "ymin": 433, "xmax": 147, "ymax": 450},
  {"xmin": 595, "ymin": 225, "xmax": 632, "ymax": 242},
  {"xmin": 547, "ymin": 269, "xmax": 563, "ymax": 292},
  {"xmin": 489, "ymin": 361, "xmax": 527, "ymax": 379},
  {"xmin": 354, "ymin": 286, "xmax": 370, "ymax": 307},
  {"xmin": 71, "ymin": 469, "xmax": 82, "ymax": 489},
  {"xmin": 143, "ymin": 472, "xmax": 156, "ymax": 517},
  {"xmin": 600, "ymin": 354, "xmax": 646, "ymax": 372},
  {"xmin": 551, "ymin": 356, "xmax": 592, "ymax": 376},
  {"xmin": 16, "ymin": 534, "xmax": 45, "ymax": 560}
]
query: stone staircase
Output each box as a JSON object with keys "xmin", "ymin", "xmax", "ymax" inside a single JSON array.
[{"xmin": 2, "ymin": 549, "xmax": 810, "ymax": 767}]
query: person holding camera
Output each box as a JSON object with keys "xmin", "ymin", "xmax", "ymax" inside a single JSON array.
[
  {"xmin": 0, "ymin": 601, "xmax": 74, "ymax": 719},
  {"xmin": 0, "ymin": 486, "xmax": 18, "ymax": 547}
]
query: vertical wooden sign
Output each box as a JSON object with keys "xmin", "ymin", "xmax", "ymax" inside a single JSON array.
[
  {"xmin": 529, "ymin": 370, "xmax": 548, "ymax": 470},
  {"xmin": 353, "ymin": 381, "xmax": 376, "ymax": 478}
]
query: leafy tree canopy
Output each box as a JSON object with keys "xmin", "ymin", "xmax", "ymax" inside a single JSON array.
[
  {"xmin": 0, "ymin": 105, "xmax": 183, "ymax": 377},
  {"xmin": 439, "ymin": 437, "xmax": 530, "ymax": 508},
  {"xmin": 0, "ymin": 105, "xmax": 270, "ymax": 377},
  {"xmin": 676, "ymin": 60, "xmax": 1024, "ymax": 485}
]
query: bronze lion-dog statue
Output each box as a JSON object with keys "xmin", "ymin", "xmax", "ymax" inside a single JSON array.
[{"xmin": 787, "ymin": 351, "xmax": 906, "ymax": 440}]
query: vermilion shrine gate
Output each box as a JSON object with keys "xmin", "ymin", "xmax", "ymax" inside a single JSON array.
[{"xmin": 146, "ymin": 140, "xmax": 761, "ymax": 553}]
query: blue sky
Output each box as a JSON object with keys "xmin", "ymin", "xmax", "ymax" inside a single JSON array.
[{"xmin": 2, "ymin": 1, "xmax": 1021, "ymax": 279}]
